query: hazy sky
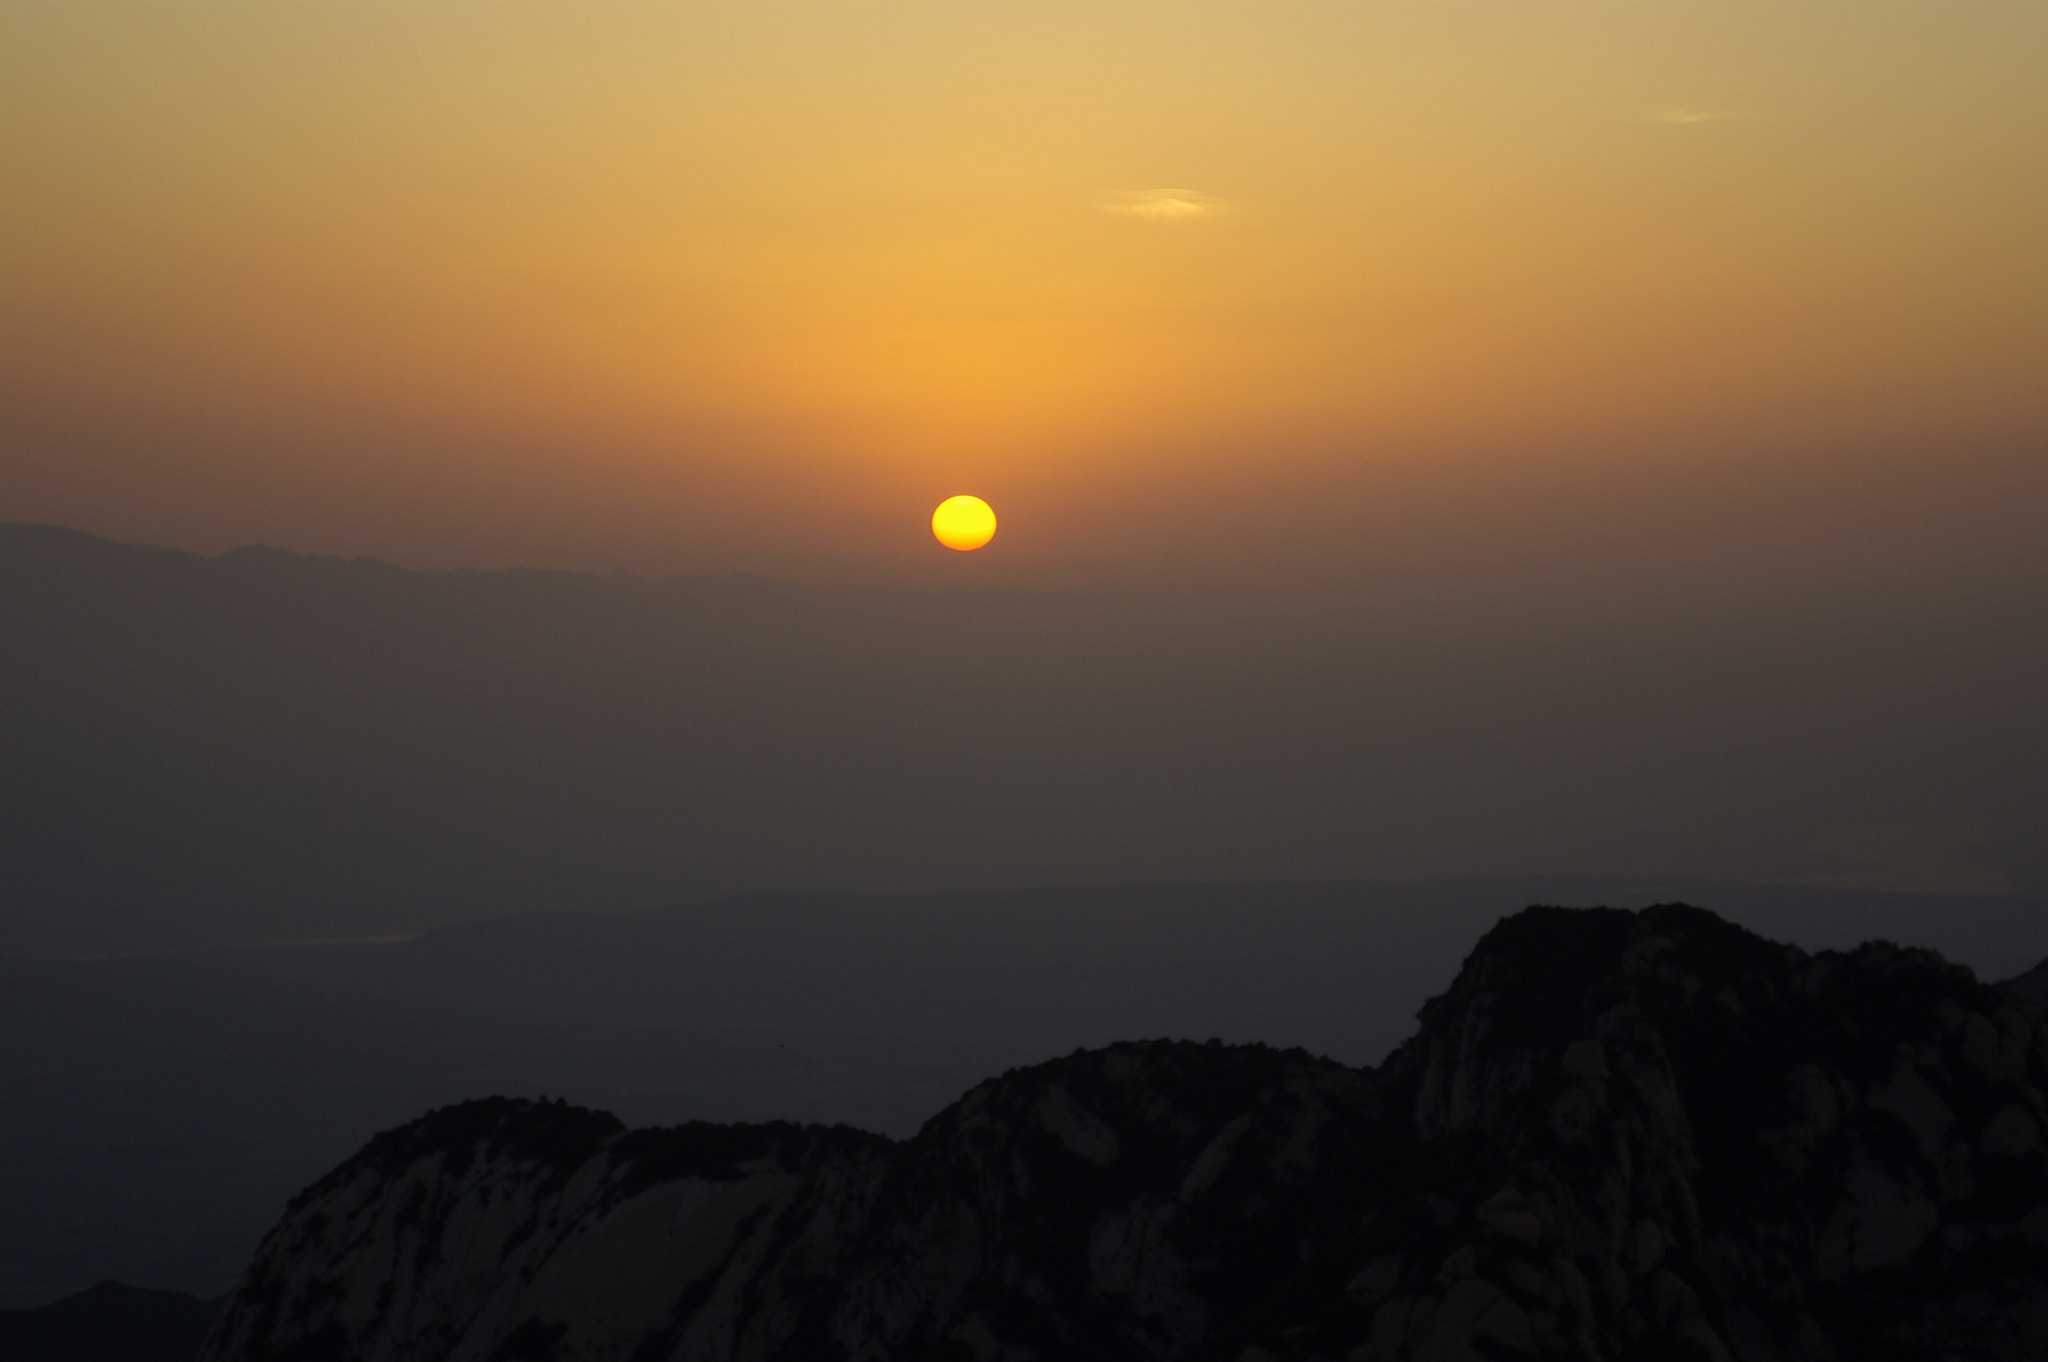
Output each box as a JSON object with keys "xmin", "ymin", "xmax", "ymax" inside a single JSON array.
[{"xmin": 3, "ymin": 0, "xmax": 2045, "ymax": 588}]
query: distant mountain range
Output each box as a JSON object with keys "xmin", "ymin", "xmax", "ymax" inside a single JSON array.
[
  {"xmin": 198, "ymin": 904, "xmax": 2048, "ymax": 1361},
  {"xmin": 0, "ymin": 1282, "xmax": 219, "ymax": 1362},
  {"xmin": 6, "ymin": 520, "xmax": 2044, "ymax": 960}
]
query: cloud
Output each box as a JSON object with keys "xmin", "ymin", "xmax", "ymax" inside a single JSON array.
[
  {"xmin": 1097, "ymin": 189, "xmax": 1228, "ymax": 222},
  {"xmin": 1649, "ymin": 109, "xmax": 1743, "ymax": 125}
]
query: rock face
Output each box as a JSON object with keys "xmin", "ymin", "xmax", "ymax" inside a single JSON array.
[{"xmin": 201, "ymin": 906, "xmax": 2048, "ymax": 1361}]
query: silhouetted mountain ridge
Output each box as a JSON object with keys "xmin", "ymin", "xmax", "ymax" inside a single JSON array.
[
  {"xmin": 0, "ymin": 1280, "xmax": 221, "ymax": 1362},
  {"xmin": 2003, "ymin": 959, "xmax": 2048, "ymax": 1005},
  {"xmin": 202, "ymin": 904, "xmax": 2048, "ymax": 1360}
]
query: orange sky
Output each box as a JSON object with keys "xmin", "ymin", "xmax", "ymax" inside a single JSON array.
[{"xmin": 2, "ymin": 0, "xmax": 2044, "ymax": 586}]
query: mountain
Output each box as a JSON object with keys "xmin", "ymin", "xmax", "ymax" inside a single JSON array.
[
  {"xmin": 0, "ymin": 1281, "xmax": 220, "ymax": 1362},
  {"xmin": 12, "ymin": 879, "xmax": 2048, "ymax": 1311},
  {"xmin": 2003, "ymin": 959, "xmax": 2048, "ymax": 1005},
  {"xmin": 199, "ymin": 904, "xmax": 2048, "ymax": 1360}
]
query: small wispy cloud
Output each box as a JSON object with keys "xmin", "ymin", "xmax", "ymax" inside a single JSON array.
[
  {"xmin": 1650, "ymin": 109, "xmax": 1744, "ymax": 125},
  {"xmin": 1097, "ymin": 189, "xmax": 1229, "ymax": 222}
]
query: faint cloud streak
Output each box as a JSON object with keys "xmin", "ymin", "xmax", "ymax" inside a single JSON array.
[
  {"xmin": 1650, "ymin": 109, "xmax": 1744, "ymax": 125},
  {"xmin": 1098, "ymin": 189, "xmax": 1229, "ymax": 222}
]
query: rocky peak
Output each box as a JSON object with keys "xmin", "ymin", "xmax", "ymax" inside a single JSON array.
[{"xmin": 201, "ymin": 906, "xmax": 2048, "ymax": 1361}]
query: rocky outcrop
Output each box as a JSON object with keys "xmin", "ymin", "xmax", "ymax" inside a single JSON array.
[
  {"xmin": 1360, "ymin": 906, "xmax": 2048, "ymax": 1361},
  {"xmin": 201, "ymin": 906, "xmax": 2048, "ymax": 1361}
]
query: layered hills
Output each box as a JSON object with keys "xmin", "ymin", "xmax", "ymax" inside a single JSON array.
[
  {"xmin": 7, "ymin": 520, "xmax": 2042, "ymax": 962},
  {"xmin": 200, "ymin": 905, "xmax": 2048, "ymax": 1361}
]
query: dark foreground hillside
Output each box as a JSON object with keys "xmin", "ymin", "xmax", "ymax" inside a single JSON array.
[
  {"xmin": 201, "ymin": 905, "xmax": 2048, "ymax": 1361},
  {"xmin": 17, "ymin": 879, "xmax": 2045, "ymax": 1310}
]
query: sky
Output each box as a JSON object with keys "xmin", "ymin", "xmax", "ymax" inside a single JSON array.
[{"xmin": 2, "ymin": 0, "xmax": 2044, "ymax": 590}]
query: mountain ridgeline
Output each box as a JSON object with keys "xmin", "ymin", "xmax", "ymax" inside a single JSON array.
[
  {"xmin": 0, "ymin": 1282, "xmax": 220, "ymax": 1362},
  {"xmin": 202, "ymin": 906, "xmax": 2048, "ymax": 1361}
]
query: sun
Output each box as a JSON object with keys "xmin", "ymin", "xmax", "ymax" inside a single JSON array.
[{"xmin": 931, "ymin": 495, "xmax": 997, "ymax": 551}]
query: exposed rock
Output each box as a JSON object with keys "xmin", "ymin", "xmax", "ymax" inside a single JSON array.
[{"xmin": 202, "ymin": 906, "xmax": 2048, "ymax": 1361}]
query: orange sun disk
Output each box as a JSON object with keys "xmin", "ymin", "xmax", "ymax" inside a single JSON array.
[{"xmin": 931, "ymin": 495, "xmax": 997, "ymax": 551}]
